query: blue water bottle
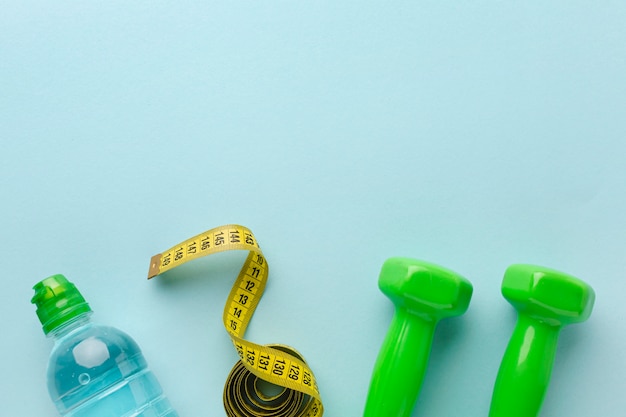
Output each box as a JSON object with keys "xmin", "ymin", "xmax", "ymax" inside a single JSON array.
[{"xmin": 32, "ymin": 274, "xmax": 178, "ymax": 417}]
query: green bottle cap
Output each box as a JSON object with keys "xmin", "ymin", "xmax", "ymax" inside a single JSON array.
[{"xmin": 31, "ymin": 274, "xmax": 92, "ymax": 335}]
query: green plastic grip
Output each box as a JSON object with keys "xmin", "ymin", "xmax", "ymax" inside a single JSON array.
[
  {"xmin": 363, "ymin": 310, "xmax": 435, "ymax": 416},
  {"xmin": 489, "ymin": 315, "xmax": 560, "ymax": 417}
]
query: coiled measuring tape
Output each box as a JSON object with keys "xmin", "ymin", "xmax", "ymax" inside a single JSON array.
[{"xmin": 147, "ymin": 225, "xmax": 323, "ymax": 417}]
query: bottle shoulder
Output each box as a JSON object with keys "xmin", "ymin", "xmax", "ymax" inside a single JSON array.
[
  {"xmin": 47, "ymin": 322, "xmax": 149, "ymax": 405},
  {"xmin": 51, "ymin": 322, "xmax": 142, "ymax": 357}
]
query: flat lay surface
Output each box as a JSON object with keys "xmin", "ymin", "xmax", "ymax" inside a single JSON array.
[{"xmin": 2, "ymin": 2, "xmax": 625, "ymax": 416}]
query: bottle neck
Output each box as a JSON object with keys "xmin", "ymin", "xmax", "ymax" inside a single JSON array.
[{"xmin": 47, "ymin": 311, "xmax": 93, "ymax": 339}]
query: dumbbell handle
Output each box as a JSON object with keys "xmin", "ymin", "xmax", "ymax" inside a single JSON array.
[
  {"xmin": 489, "ymin": 315, "xmax": 561, "ymax": 417},
  {"xmin": 363, "ymin": 309, "xmax": 436, "ymax": 417}
]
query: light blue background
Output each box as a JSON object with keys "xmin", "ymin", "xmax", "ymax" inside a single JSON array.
[{"xmin": 1, "ymin": 2, "xmax": 625, "ymax": 416}]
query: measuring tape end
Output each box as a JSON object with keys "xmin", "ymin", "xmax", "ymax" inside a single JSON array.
[{"xmin": 147, "ymin": 254, "xmax": 162, "ymax": 279}]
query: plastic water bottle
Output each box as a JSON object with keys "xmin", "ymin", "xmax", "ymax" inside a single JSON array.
[{"xmin": 31, "ymin": 274, "xmax": 178, "ymax": 417}]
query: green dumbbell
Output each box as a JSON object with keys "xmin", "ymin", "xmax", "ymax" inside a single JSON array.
[
  {"xmin": 363, "ymin": 258, "xmax": 473, "ymax": 417},
  {"xmin": 489, "ymin": 264, "xmax": 595, "ymax": 417}
]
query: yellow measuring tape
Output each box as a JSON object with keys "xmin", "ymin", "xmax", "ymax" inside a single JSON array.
[{"xmin": 147, "ymin": 225, "xmax": 323, "ymax": 417}]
